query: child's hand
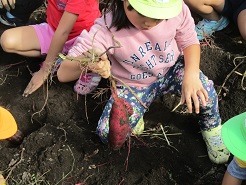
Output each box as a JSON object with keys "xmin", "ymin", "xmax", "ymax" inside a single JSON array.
[
  {"xmin": 88, "ymin": 59, "xmax": 111, "ymax": 79},
  {"xmin": 23, "ymin": 67, "xmax": 50, "ymax": 97},
  {"xmin": 86, "ymin": 49, "xmax": 111, "ymax": 79},
  {"xmin": 181, "ymin": 73, "xmax": 208, "ymax": 114},
  {"xmin": 0, "ymin": 0, "xmax": 15, "ymax": 11}
]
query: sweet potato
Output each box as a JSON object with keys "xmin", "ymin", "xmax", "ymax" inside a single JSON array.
[{"xmin": 108, "ymin": 80, "xmax": 133, "ymax": 150}]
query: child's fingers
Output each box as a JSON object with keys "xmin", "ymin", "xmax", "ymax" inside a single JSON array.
[
  {"xmin": 23, "ymin": 84, "xmax": 41, "ymax": 97},
  {"xmin": 197, "ymin": 90, "xmax": 207, "ymax": 107},
  {"xmin": 99, "ymin": 70, "xmax": 110, "ymax": 79},
  {"xmin": 185, "ymin": 95, "xmax": 193, "ymax": 113},
  {"xmin": 1, "ymin": 0, "xmax": 15, "ymax": 11},
  {"xmin": 22, "ymin": 70, "xmax": 48, "ymax": 97},
  {"xmin": 8, "ymin": 0, "xmax": 15, "ymax": 9},
  {"xmin": 23, "ymin": 81, "xmax": 36, "ymax": 97},
  {"xmin": 99, "ymin": 52, "xmax": 108, "ymax": 60},
  {"xmin": 23, "ymin": 75, "xmax": 36, "ymax": 97},
  {"xmin": 201, "ymin": 88, "xmax": 208, "ymax": 102},
  {"xmin": 12, "ymin": 0, "xmax": 16, "ymax": 9},
  {"xmin": 88, "ymin": 60, "xmax": 111, "ymax": 78},
  {"xmin": 100, "ymin": 60, "xmax": 111, "ymax": 78},
  {"xmin": 191, "ymin": 93, "xmax": 200, "ymax": 114},
  {"xmin": 184, "ymin": 89, "xmax": 208, "ymax": 114}
]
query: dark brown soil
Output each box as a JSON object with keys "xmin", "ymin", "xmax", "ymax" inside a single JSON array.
[{"xmin": 0, "ymin": 15, "xmax": 246, "ymax": 185}]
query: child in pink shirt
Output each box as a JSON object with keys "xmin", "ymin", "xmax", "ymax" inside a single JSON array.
[{"xmin": 57, "ymin": 0, "xmax": 230, "ymax": 164}]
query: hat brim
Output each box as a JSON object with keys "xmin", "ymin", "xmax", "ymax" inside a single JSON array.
[
  {"xmin": 0, "ymin": 107, "xmax": 17, "ymax": 140},
  {"xmin": 222, "ymin": 112, "xmax": 246, "ymax": 161},
  {"xmin": 128, "ymin": 0, "xmax": 182, "ymax": 19}
]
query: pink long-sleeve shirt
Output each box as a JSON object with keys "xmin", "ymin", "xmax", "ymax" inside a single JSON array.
[{"xmin": 68, "ymin": 1, "xmax": 199, "ymax": 87}]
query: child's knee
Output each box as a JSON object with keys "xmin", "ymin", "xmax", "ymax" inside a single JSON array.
[
  {"xmin": 57, "ymin": 60, "xmax": 80, "ymax": 82},
  {"xmin": 57, "ymin": 63, "xmax": 68, "ymax": 83},
  {"xmin": 0, "ymin": 31, "xmax": 9, "ymax": 51},
  {"xmin": 0, "ymin": 30, "xmax": 16, "ymax": 52}
]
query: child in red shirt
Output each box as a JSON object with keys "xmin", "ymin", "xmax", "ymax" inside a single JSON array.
[{"xmin": 0, "ymin": 0, "xmax": 101, "ymax": 97}]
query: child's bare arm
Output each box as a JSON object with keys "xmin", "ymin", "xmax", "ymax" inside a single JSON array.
[
  {"xmin": 23, "ymin": 11, "xmax": 78, "ymax": 97},
  {"xmin": 182, "ymin": 44, "xmax": 208, "ymax": 114},
  {"xmin": 57, "ymin": 49, "xmax": 111, "ymax": 82}
]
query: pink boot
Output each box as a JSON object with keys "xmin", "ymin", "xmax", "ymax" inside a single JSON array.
[{"xmin": 74, "ymin": 73, "xmax": 101, "ymax": 95}]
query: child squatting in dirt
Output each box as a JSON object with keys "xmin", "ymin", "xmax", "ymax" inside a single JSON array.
[
  {"xmin": 57, "ymin": 0, "xmax": 230, "ymax": 164},
  {"xmin": 222, "ymin": 112, "xmax": 246, "ymax": 185},
  {"xmin": 0, "ymin": 0, "xmax": 101, "ymax": 97},
  {"xmin": 183, "ymin": 0, "xmax": 246, "ymax": 41}
]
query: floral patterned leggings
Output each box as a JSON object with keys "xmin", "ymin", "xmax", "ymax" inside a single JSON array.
[{"xmin": 96, "ymin": 57, "xmax": 221, "ymax": 144}]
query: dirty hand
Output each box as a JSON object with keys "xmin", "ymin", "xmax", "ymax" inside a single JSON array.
[
  {"xmin": 23, "ymin": 67, "xmax": 50, "ymax": 97},
  {"xmin": 0, "ymin": 0, "xmax": 16, "ymax": 11},
  {"xmin": 181, "ymin": 74, "xmax": 208, "ymax": 114},
  {"xmin": 86, "ymin": 49, "xmax": 111, "ymax": 78},
  {"xmin": 88, "ymin": 59, "xmax": 111, "ymax": 79}
]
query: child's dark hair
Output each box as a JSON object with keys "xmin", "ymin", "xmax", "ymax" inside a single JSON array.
[{"xmin": 103, "ymin": 0, "xmax": 134, "ymax": 30}]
